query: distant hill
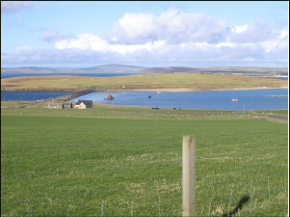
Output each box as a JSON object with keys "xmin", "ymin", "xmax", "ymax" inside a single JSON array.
[
  {"xmin": 83, "ymin": 64, "xmax": 144, "ymax": 74},
  {"xmin": 196, "ymin": 67, "xmax": 288, "ymax": 76},
  {"xmin": 139, "ymin": 67, "xmax": 197, "ymax": 74},
  {"xmin": 139, "ymin": 66, "xmax": 288, "ymax": 77},
  {"xmin": 1, "ymin": 64, "xmax": 145, "ymax": 74},
  {"xmin": 1, "ymin": 65, "xmax": 288, "ymax": 77},
  {"xmin": 1, "ymin": 67, "xmax": 62, "ymax": 74}
]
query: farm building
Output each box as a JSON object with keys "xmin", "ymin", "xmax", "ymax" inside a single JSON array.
[
  {"xmin": 75, "ymin": 100, "xmax": 93, "ymax": 109},
  {"xmin": 47, "ymin": 103, "xmax": 62, "ymax": 109},
  {"xmin": 62, "ymin": 102, "xmax": 73, "ymax": 108}
]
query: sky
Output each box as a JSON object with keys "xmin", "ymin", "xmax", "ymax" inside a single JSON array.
[{"xmin": 1, "ymin": 1, "xmax": 289, "ymax": 68}]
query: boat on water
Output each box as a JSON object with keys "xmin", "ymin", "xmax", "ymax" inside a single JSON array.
[{"xmin": 231, "ymin": 98, "xmax": 239, "ymax": 102}]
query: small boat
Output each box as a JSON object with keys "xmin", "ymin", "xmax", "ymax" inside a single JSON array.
[
  {"xmin": 148, "ymin": 96, "xmax": 152, "ymax": 98},
  {"xmin": 231, "ymin": 98, "xmax": 239, "ymax": 102}
]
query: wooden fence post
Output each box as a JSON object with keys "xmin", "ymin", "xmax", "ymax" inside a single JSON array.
[{"xmin": 182, "ymin": 135, "xmax": 196, "ymax": 217}]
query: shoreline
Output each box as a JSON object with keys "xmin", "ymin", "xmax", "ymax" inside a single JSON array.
[
  {"xmin": 114, "ymin": 86, "xmax": 289, "ymax": 92},
  {"xmin": 2, "ymin": 86, "xmax": 288, "ymax": 103},
  {"xmin": 1, "ymin": 86, "xmax": 288, "ymax": 93}
]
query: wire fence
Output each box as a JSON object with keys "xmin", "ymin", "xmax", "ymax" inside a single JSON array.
[{"xmin": 1, "ymin": 130, "xmax": 288, "ymax": 216}]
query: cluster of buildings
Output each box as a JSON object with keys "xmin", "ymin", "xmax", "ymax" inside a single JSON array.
[{"xmin": 47, "ymin": 100, "xmax": 93, "ymax": 109}]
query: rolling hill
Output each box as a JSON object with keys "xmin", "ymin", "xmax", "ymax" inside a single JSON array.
[{"xmin": 2, "ymin": 64, "xmax": 288, "ymax": 76}]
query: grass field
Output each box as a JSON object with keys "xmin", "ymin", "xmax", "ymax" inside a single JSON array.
[
  {"xmin": 1, "ymin": 73, "xmax": 288, "ymax": 91},
  {"xmin": 1, "ymin": 106, "xmax": 288, "ymax": 216}
]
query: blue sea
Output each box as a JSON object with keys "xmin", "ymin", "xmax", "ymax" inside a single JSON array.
[
  {"xmin": 67, "ymin": 88, "xmax": 289, "ymax": 111},
  {"xmin": 1, "ymin": 72, "xmax": 134, "ymax": 79},
  {"xmin": 2, "ymin": 89, "xmax": 288, "ymax": 111},
  {"xmin": 1, "ymin": 91, "xmax": 72, "ymax": 101},
  {"xmin": 2, "ymin": 73, "xmax": 288, "ymax": 110}
]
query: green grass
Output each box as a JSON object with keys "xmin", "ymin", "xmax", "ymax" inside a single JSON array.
[
  {"xmin": 1, "ymin": 107, "xmax": 288, "ymax": 216},
  {"xmin": 1, "ymin": 73, "xmax": 288, "ymax": 91},
  {"xmin": 1, "ymin": 103, "xmax": 288, "ymax": 124},
  {"xmin": 0, "ymin": 103, "xmax": 249, "ymax": 120},
  {"xmin": 253, "ymin": 109, "xmax": 289, "ymax": 117},
  {"xmin": 1, "ymin": 100, "xmax": 33, "ymax": 108}
]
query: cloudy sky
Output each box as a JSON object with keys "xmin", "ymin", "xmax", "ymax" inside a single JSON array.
[{"xmin": 1, "ymin": 1, "xmax": 289, "ymax": 68}]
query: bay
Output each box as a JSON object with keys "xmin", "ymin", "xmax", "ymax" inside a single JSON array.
[
  {"xmin": 69, "ymin": 88, "xmax": 288, "ymax": 111},
  {"xmin": 2, "ymin": 88, "xmax": 288, "ymax": 111},
  {"xmin": 1, "ymin": 72, "xmax": 134, "ymax": 79},
  {"xmin": 1, "ymin": 91, "xmax": 72, "ymax": 101}
]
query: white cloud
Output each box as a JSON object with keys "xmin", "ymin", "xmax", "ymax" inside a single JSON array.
[
  {"xmin": 278, "ymin": 29, "xmax": 288, "ymax": 39},
  {"xmin": 69, "ymin": 34, "xmax": 101, "ymax": 50},
  {"xmin": 16, "ymin": 45, "xmax": 33, "ymax": 51},
  {"xmin": 55, "ymin": 33, "xmax": 166, "ymax": 55},
  {"xmin": 1, "ymin": 1, "xmax": 50, "ymax": 14},
  {"xmin": 40, "ymin": 29, "xmax": 75, "ymax": 44},
  {"xmin": 56, "ymin": 34, "xmax": 110, "ymax": 51},
  {"xmin": 2, "ymin": 8, "xmax": 288, "ymax": 67},
  {"xmin": 230, "ymin": 18, "xmax": 279, "ymax": 43},
  {"xmin": 55, "ymin": 40, "xmax": 70, "ymax": 49},
  {"xmin": 108, "ymin": 40, "xmax": 166, "ymax": 55},
  {"xmin": 41, "ymin": 29, "xmax": 60, "ymax": 42},
  {"xmin": 260, "ymin": 29, "xmax": 289, "ymax": 52},
  {"xmin": 261, "ymin": 41, "xmax": 279, "ymax": 53},
  {"xmin": 232, "ymin": 24, "xmax": 248, "ymax": 33},
  {"xmin": 1, "ymin": 1, "xmax": 33, "ymax": 13},
  {"xmin": 2, "ymin": 38, "xmax": 288, "ymax": 67},
  {"xmin": 111, "ymin": 12, "xmax": 158, "ymax": 43},
  {"xmin": 261, "ymin": 30, "xmax": 289, "ymax": 55},
  {"xmin": 107, "ymin": 8, "xmax": 229, "ymax": 44}
]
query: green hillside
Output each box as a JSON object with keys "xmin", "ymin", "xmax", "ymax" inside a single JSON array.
[{"xmin": 1, "ymin": 73, "xmax": 288, "ymax": 91}]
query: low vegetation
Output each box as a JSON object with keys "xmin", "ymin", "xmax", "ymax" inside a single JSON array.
[
  {"xmin": 1, "ymin": 106, "xmax": 288, "ymax": 216},
  {"xmin": 1, "ymin": 73, "xmax": 288, "ymax": 91}
]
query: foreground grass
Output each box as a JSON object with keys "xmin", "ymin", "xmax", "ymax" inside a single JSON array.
[
  {"xmin": 1, "ymin": 73, "xmax": 288, "ymax": 91},
  {"xmin": 1, "ymin": 107, "xmax": 288, "ymax": 216}
]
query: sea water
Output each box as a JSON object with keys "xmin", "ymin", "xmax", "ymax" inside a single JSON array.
[{"xmin": 68, "ymin": 88, "xmax": 288, "ymax": 111}]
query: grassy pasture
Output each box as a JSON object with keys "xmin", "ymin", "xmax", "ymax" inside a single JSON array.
[
  {"xmin": 1, "ymin": 107, "xmax": 288, "ymax": 216},
  {"xmin": 0, "ymin": 104, "xmax": 259, "ymax": 120},
  {"xmin": 1, "ymin": 73, "xmax": 288, "ymax": 91}
]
